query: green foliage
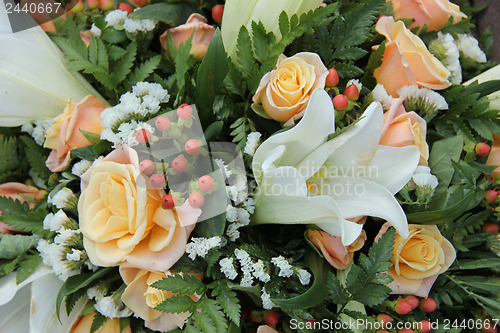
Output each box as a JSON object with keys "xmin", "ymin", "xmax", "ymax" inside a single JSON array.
[
  {"xmin": 90, "ymin": 312, "xmax": 107, "ymax": 333},
  {"xmin": 428, "ymin": 136, "xmax": 464, "ymax": 190},
  {"xmin": 155, "ymin": 294, "xmax": 197, "ymax": 313},
  {"xmin": 20, "ymin": 136, "xmax": 52, "ymax": 186},
  {"xmin": 151, "ymin": 274, "xmax": 207, "ymax": 295},
  {"xmin": 0, "ymin": 136, "xmax": 25, "ymax": 183},
  {"xmin": 211, "ymin": 280, "xmax": 241, "ymax": 326},
  {"xmin": 0, "ymin": 210, "xmax": 46, "ymax": 234},
  {"xmin": 0, "ymin": 234, "xmax": 37, "ymax": 260},
  {"xmin": 327, "ymin": 228, "xmax": 395, "ymax": 311},
  {"xmin": 128, "ymin": 2, "xmax": 195, "ymax": 26},
  {"xmin": 230, "ymin": 116, "xmax": 251, "ymax": 149}
]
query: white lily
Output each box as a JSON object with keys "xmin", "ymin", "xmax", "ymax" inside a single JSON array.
[
  {"xmin": 0, "ymin": 265, "xmax": 86, "ymax": 333},
  {"xmin": 220, "ymin": 0, "xmax": 322, "ymax": 57},
  {"xmin": 0, "ymin": 1, "xmax": 103, "ymax": 127},
  {"xmin": 252, "ymin": 89, "xmax": 420, "ymax": 245}
]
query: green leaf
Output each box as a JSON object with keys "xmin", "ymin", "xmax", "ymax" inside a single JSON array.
[
  {"xmin": 119, "ymin": 317, "xmax": 130, "ymax": 333},
  {"xmin": 90, "ymin": 313, "xmax": 107, "ymax": 333},
  {"xmin": 204, "ymin": 122, "xmax": 224, "ymax": 142},
  {"xmin": 174, "ymin": 34, "xmax": 195, "ymax": 95},
  {"xmin": 196, "ymin": 212, "xmax": 226, "ymax": 238},
  {"xmin": 20, "ymin": 136, "xmax": 52, "ymax": 183},
  {"xmin": 192, "ymin": 311, "xmax": 216, "ymax": 333},
  {"xmin": 128, "ymin": 3, "xmax": 196, "ymax": 26},
  {"xmin": 327, "ymin": 273, "xmax": 350, "ymax": 304},
  {"xmin": 251, "ymin": 21, "xmax": 275, "ymax": 63},
  {"xmin": 0, "ymin": 234, "xmax": 37, "ymax": 260},
  {"xmin": 201, "ymin": 298, "xmax": 228, "ymax": 332},
  {"xmin": 16, "ymin": 253, "xmax": 41, "ymax": 284},
  {"xmin": 155, "ymin": 294, "xmax": 197, "ymax": 313},
  {"xmin": 56, "ymin": 267, "xmax": 114, "ymax": 319},
  {"xmin": 111, "ymin": 42, "xmax": 137, "ymax": 88},
  {"xmin": 0, "ymin": 136, "xmax": 22, "ymax": 174},
  {"xmin": 80, "ymin": 130, "xmax": 101, "ymax": 145},
  {"xmin": 151, "ymin": 274, "xmax": 206, "ymax": 294},
  {"xmin": 234, "ymin": 25, "xmax": 260, "ymax": 93},
  {"xmin": 195, "ymin": 28, "xmax": 229, "ymax": 126},
  {"xmin": 107, "ymin": 45, "xmax": 127, "ymax": 61},
  {"xmin": 0, "ymin": 211, "xmax": 46, "ymax": 234},
  {"xmin": 272, "ymin": 251, "xmax": 328, "ymax": 309},
  {"xmin": 0, "ymin": 196, "xmax": 28, "ymax": 216},
  {"xmin": 211, "ymin": 280, "xmax": 241, "ymax": 326},
  {"xmin": 127, "ymin": 55, "xmax": 162, "ymax": 88},
  {"xmin": 428, "ymin": 136, "xmax": 463, "ymax": 190},
  {"xmin": 455, "ymin": 258, "xmax": 500, "ymax": 270}
]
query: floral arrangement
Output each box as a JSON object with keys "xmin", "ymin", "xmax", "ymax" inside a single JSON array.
[{"xmin": 0, "ymin": 0, "xmax": 500, "ymax": 332}]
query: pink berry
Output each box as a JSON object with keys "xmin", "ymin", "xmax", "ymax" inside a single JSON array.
[
  {"xmin": 395, "ymin": 300, "xmax": 412, "ymax": 315},
  {"xmin": 66, "ymin": 0, "xmax": 84, "ymax": 13},
  {"xmin": 155, "ymin": 116, "xmax": 171, "ymax": 131},
  {"xmin": 263, "ymin": 310, "xmax": 279, "ymax": 326},
  {"xmin": 344, "ymin": 84, "xmax": 359, "ymax": 101},
  {"xmin": 485, "ymin": 190, "xmax": 498, "ymax": 203},
  {"xmin": 99, "ymin": 0, "xmax": 114, "ymax": 10},
  {"xmin": 185, "ymin": 139, "xmax": 201, "ymax": 155},
  {"xmin": 405, "ymin": 295, "xmax": 420, "ymax": 310},
  {"xmin": 139, "ymin": 159, "xmax": 155, "ymax": 175},
  {"xmin": 149, "ymin": 174, "xmax": 165, "ymax": 188},
  {"xmin": 188, "ymin": 192, "xmax": 204, "ymax": 208},
  {"xmin": 87, "ymin": 0, "xmax": 99, "ymax": 9},
  {"xmin": 333, "ymin": 94, "xmax": 349, "ymax": 111},
  {"xmin": 117, "ymin": 2, "xmax": 133, "ymax": 14},
  {"xmin": 198, "ymin": 175, "xmax": 214, "ymax": 192},
  {"xmin": 399, "ymin": 329, "xmax": 415, "ymax": 333},
  {"xmin": 419, "ymin": 320, "xmax": 432, "ymax": 333},
  {"xmin": 483, "ymin": 222, "xmax": 499, "ymax": 234},
  {"xmin": 136, "ymin": 129, "xmax": 151, "ymax": 144},
  {"xmin": 376, "ymin": 330, "xmax": 391, "ymax": 333},
  {"xmin": 177, "ymin": 103, "xmax": 192, "ymax": 119},
  {"xmin": 325, "ymin": 68, "xmax": 339, "ymax": 87},
  {"xmin": 161, "ymin": 194, "xmax": 176, "ymax": 209},
  {"xmin": 475, "ymin": 142, "xmax": 491, "ymax": 156},
  {"xmin": 376, "ymin": 314, "xmax": 393, "ymax": 326},
  {"xmin": 172, "ymin": 156, "xmax": 188, "ymax": 173},
  {"xmin": 212, "ymin": 4, "xmax": 224, "ymax": 24},
  {"xmin": 419, "ymin": 297, "xmax": 438, "ymax": 313}
]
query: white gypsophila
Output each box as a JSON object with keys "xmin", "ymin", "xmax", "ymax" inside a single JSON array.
[
  {"xmin": 31, "ymin": 119, "xmax": 52, "ymax": 145},
  {"xmin": 457, "ymin": 34, "xmax": 487, "ymax": 63},
  {"xmin": 49, "ymin": 188, "xmax": 75, "ymax": 209},
  {"xmin": 120, "ymin": 91, "xmax": 142, "ymax": 110},
  {"xmin": 105, "ymin": 9, "xmax": 128, "ymax": 26},
  {"xmin": 240, "ymin": 273, "xmax": 254, "ymax": 287},
  {"xmin": 87, "ymin": 285, "xmax": 106, "ymax": 300},
  {"xmin": 252, "ymin": 260, "xmax": 270, "ymax": 283},
  {"xmin": 20, "ymin": 122, "xmax": 34, "ymax": 135},
  {"xmin": 346, "ymin": 79, "xmax": 363, "ymax": 92},
  {"xmin": 71, "ymin": 159, "xmax": 93, "ymax": 177},
  {"xmin": 271, "ymin": 256, "xmax": 293, "ymax": 278},
  {"xmin": 37, "ymin": 239, "xmax": 78, "ymax": 281},
  {"xmin": 236, "ymin": 208, "xmax": 251, "ymax": 226},
  {"xmin": 54, "ymin": 228, "xmax": 79, "ymax": 246},
  {"xmin": 412, "ymin": 166, "xmax": 439, "ymax": 190},
  {"xmin": 371, "ymin": 84, "xmax": 395, "ymax": 110},
  {"xmin": 140, "ymin": 95, "xmax": 162, "ymax": 115},
  {"xmin": 90, "ymin": 24, "xmax": 102, "ymax": 37},
  {"xmin": 219, "ymin": 257, "xmax": 238, "ymax": 280},
  {"xmin": 43, "ymin": 210, "xmax": 69, "ymax": 231},
  {"xmin": 296, "ymin": 269, "xmax": 312, "ymax": 285},
  {"xmin": 261, "ymin": 288, "xmax": 276, "ymax": 310},
  {"xmin": 186, "ymin": 236, "xmax": 222, "ymax": 260},
  {"xmin": 243, "ymin": 198, "xmax": 255, "ymax": 214},
  {"xmin": 234, "ymin": 248, "xmax": 252, "ymax": 267},
  {"xmin": 436, "ymin": 32, "xmax": 462, "ymax": 84},
  {"xmin": 227, "ymin": 174, "xmax": 248, "ymax": 204},
  {"xmin": 226, "ymin": 205, "xmax": 238, "ymax": 222},
  {"xmin": 95, "ymin": 296, "xmax": 133, "ymax": 318},
  {"xmin": 66, "ymin": 249, "xmax": 83, "ymax": 261},
  {"xmin": 215, "ymin": 159, "xmax": 231, "ymax": 179},
  {"xmin": 100, "ymin": 105, "xmax": 129, "ymax": 129},
  {"xmin": 133, "ymin": 82, "xmax": 167, "ymax": 100},
  {"xmin": 397, "ymin": 85, "xmax": 449, "ymax": 111},
  {"xmin": 243, "ymin": 132, "xmax": 262, "ymax": 157},
  {"xmin": 123, "ymin": 18, "xmax": 157, "ymax": 34},
  {"xmin": 226, "ymin": 223, "xmax": 241, "ymax": 241}
]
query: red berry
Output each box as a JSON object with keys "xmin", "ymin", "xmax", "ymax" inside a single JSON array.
[
  {"xmin": 117, "ymin": 2, "xmax": 133, "ymax": 14},
  {"xmin": 155, "ymin": 116, "xmax": 171, "ymax": 131},
  {"xmin": 241, "ymin": 308, "xmax": 249, "ymax": 321},
  {"xmin": 419, "ymin": 320, "xmax": 432, "ymax": 333},
  {"xmin": 419, "ymin": 297, "xmax": 438, "ymax": 313},
  {"xmin": 395, "ymin": 300, "xmax": 412, "ymax": 315},
  {"xmin": 333, "ymin": 94, "xmax": 349, "ymax": 111},
  {"xmin": 198, "ymin": 175, "xmax": 214, "ymax": 192},
  {"xmin": 212, "ymin": 4, "xmax": 224, "ymax": 24},
  {"xmin": 172, "ymin": 156, "xmax": 188, "ymax": 173},
  {"xmin": 483, "ymin": 222, "xmax": 500, "ymax": 234},
  {"xmin": 399, "ymin": 329, "xmax": 415, "ymax": 333},
  {"xmin": 405, "ymin": 295, "xmax": 420, "ymax": 310},
  {"xmin": 376, "ymin": 314, "xmax": 393, "ymax": 326},
  {"xmin": 87, "ymin": 0, "xmax": 99, "ymax": 9},
  {"xmin": 177, "ymin": 103, "xmax": 192, "ymax": 119},
  {"xmin": 99, "ymin": 0, "xmax": 114, "ymax": 10},
  {"xmin": 344, "ymin": 84, "xmax": 359, "ymax": 101},
  {"xmin": 188, "ymin": 192, "xmax": 204, "ymax": 208},
  {"xmin": 133, "ymin": 0, "xmax": 148, "ymax": 6},
  {"xmin": 482, "ymin": 320, "xmax": 498, "ymax": 333},
  {"xmin": 185, "ymin": 139, "xmax": 201, "ymax": 155},
  {"xmin": 149, "ymin": 174, "xmax": 165, "ymax": 188},
  {"xmin": 475, "ymin": 142, "xmax": 491, "ymax": 156},
  {"xmin": 161, "ymin": 194, "xmax": 176, "ymax": 209},
  {"xmin": 376, "ymin": 330, "xmax": 391, "ymax": 333},
  {"xmin": 136, "ymin": 129, "xmax": 151, "ymax": 144},
  {"xmin": 485, "ymin": 190, "xmax": 498, "ymax": 203},
  {"xmin": 140, "ymin": 159, "xmax": 155, "ymax": 175},
  {"xmin": 263, "ymin": 310, "xmax": 279, "ymax": 326},
  {"xmin": 66, "ymin": 0, "xmax": 84, "ymax": 13},
  {"xmin": 325, "ymin": 68, "xmax": 339, "ymax": 87}
]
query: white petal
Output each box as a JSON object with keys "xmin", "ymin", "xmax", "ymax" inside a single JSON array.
[
  {"xmin": 0, "ymin": 264, "xmax": 53, "ymax": 305},
  {"xmin": 0, "ymin": 284, "xmax": 30, "ymax": 333},
  {"xmin": 322, "ymin": 176, "xmax": 410, "ymax": 239},
  {"xmin": 253, "ymin": 89, "xmax": 334, "ymax": 183},
  {"xmin": 367, "ymin": 145, "xmax": 420, "ymax": 194}
]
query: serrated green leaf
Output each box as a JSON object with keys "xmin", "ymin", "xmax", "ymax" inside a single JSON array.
[
  {"xmin": 211, "ymin": 280, "xmax": 240, "ymax": 326},
  {"xmin": 0, "ymin": 234, "xmax": 37, "ymax": 260},
  {"xmin": 16, "ymin": 253, "xmax": 40, "ymax": 284},
  {"xmin": 0, "ymin": 136, "xmax": 22, "ymax": 174},
  {"xmin": 111, "ymin": 42, "xmax": 137, "ymax": 88},
  {"xmin": 128, "ymin": 3, "xmax": 195, "ymax": 26},
  {"xmin": 119, "ymin": 317, "xmax": 130, "ymax": 332},
  {"xmin": 468, "ymin": 118, "xmax": 494, "ymax": 140},
  {"xmin": 20, "ymin": 136, "xmax": 52, "ymax": 182},
  {"xmin": 155, "ymin": 294, "xmax": 197, "ymax": 313},
  {"xmin": 428, "ymin": 136, "xmax": 463, "ymax": 190},
  {"xmin": 251, "ymin": 21, "xmax": 275, "ymax": 63},
  {"xmin": 0, "ymin": 196, "xmax": 28, "ymax": 215},
  {"xmin": 90, "ymin": 313, "xmax": 107, "ymax": 333},
  {"xmin": 278, "ymin": 11, "xmax": 290, "ymax": 36},
  {"xmin": 234, "ymin": 26, "xmax": 260, "ymax": 93},
  {"xmin": 174, "ymin": 34, "xmax": 195, "ymax": 95},
  {"xmin": 0, "ymin": 211, "xmax": 45, "ymax": 233},
  {"xmin": 201, "ymin": 298, "xmax": 228, "ymax": 332},
  {"xmin": 107, "ymin": 44, "xmax": 127, "ymax": 61},
  {"xmin": 327, "ymin": 273, "xmax": 350, "ymax": 304},
  {"xmin": 192, "ymin": 311, "xmax": 216, "ymax": 333},
  {"xmin": 127, "ymin": 56, "xmax": 161, "ymax": 89},
  {"xmin": 151, "ymin": 274, "xmax": 206, "ymax": 294}
]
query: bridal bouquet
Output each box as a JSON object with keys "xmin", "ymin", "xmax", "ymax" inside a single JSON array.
[{"xmin": 1, "ymin": 0, "xmax": 499, "ymax": 332}]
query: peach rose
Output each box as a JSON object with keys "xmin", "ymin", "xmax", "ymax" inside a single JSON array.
[
  {"xmin": 376, "ymin": 223, "xmax": 456, "ymax": 297},
  {"xmin": 307, "ymin": 229, "xmax": 367, "ymax": 270},
  {"xmin": 257, "ymin": 326, "xmax": 280, "ymax": 333},
  {"xmin": 388, "ymin": 0, "xmax": 466, "ymax": 31},
  {"xmin": 486, "ymin": 134, "xmax": 500, "ymax": 181},
  {"xmin": 78, "ymin": 145, "xmax": 201, "ymax": 271},
  {"xmin": 70, "ymin": 312, "xmax": 131, "ymax": 333},
  {"xmin": 373, "ymin": 16, "xmax": 451, "ymax": 97},
  {"xmin": 252, "ymin": 52, "xmax": 328, "ymax": 126},
  {"xmin": 120, "ymin": 264, "xmax": 201, "ymax": 332},
  {"xmin": 44, "ymin": 95, "xmax": 107, "ymax": 172},
  {"xmin": 160, "ymin": 14, "xmax": 215, "ymax": 60},
  {"xmin": 0, "ymin": 182, "xmax": 44, "ymax": 233},
  {"xmin": 380, "ymin": 98, "xmax": 429, "ymax": 164}
]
